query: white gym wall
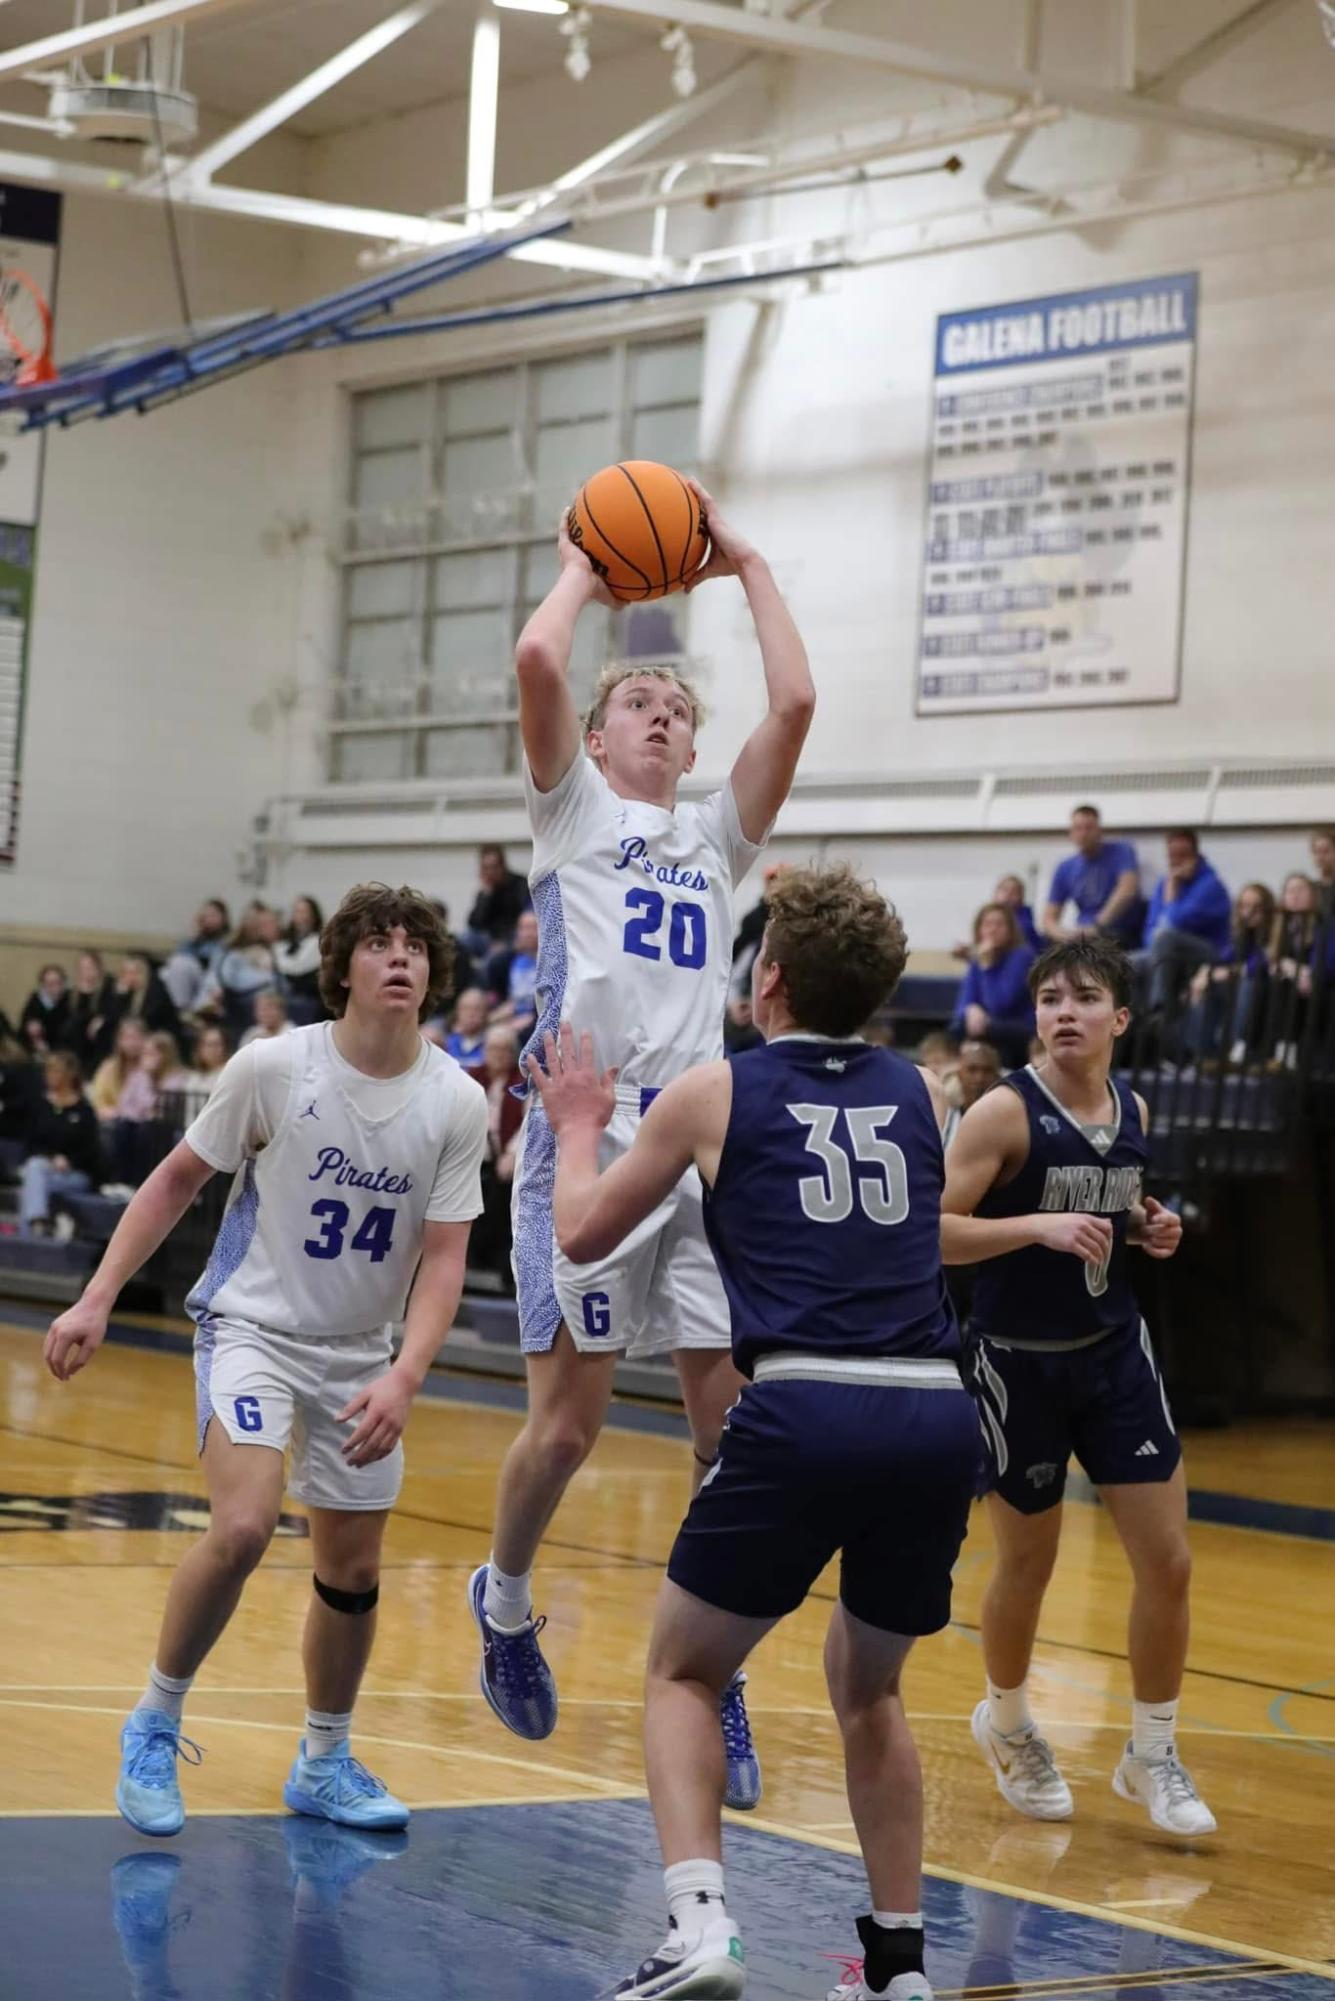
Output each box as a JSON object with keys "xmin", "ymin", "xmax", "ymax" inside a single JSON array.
[{"xmin": 5, "ymin": 0, "xmax": 1334, "ymax": 944}]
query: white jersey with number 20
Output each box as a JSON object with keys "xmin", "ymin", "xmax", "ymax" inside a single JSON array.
[{"xmin": 521, "ymin": 752, "xmax": 763, "ymax": 1087}]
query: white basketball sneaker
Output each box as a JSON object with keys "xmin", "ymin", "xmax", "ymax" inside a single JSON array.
[
  {"xmin": 1112, "ymin": 1743, "xmax": 1217, "ymax": 1836},
  {"xmin": 615, "ymin": 1913, "xmax": 745, "ymax": 1997},
  {"xmin": 971, "ymin": 1699, "xmax": 1074, "ymax": 1821}
]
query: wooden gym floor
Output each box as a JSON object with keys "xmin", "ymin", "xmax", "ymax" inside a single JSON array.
[{"xmin": 0, "ymin": 1308, "xmax": 1331, "ymax": 2000}]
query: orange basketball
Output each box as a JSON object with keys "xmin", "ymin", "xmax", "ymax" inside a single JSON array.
[{"xmin": 567, "ymin": 460, "xmax": 708, "ymax": 602}]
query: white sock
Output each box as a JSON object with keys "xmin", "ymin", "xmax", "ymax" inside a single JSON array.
[
  {"xmin": 483, "ymin": 1556, "xmax": 533, "ymax": 1632},
  {"xmin": 304, "ymin": 1708, "xmax": 353, "ymax": 1760},
  {"xmin": 138, "ymin": 1663, "xmax": 193, "ymax": 1724},
  {"xmin": 1132, "ymin": 1697, "xmax": 1178, "ymax": 1761},
  {"xmin": 871, "ymin": 1912, "xmax": 924, "ymax": 1931},
  {"xmin": 664, "ymin": 1858, "xmax": 729, "ymax": 1935},
  {"xmin": 987, "ymin": 1680, "xmax": 1034, "ymax": 1738}
]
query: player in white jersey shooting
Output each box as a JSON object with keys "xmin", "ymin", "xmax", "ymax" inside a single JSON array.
[
  {"xmin": 44, "ymin": 885, "xmax": 488, "ymax": 1837},
  {"xmin": 471, "ymin": 481, "xmax": 815, "ymax": 1807}
]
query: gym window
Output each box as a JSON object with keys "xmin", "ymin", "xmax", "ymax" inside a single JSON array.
[{"xmin": 333, "ymin": 334, "xmax": 704, "ymax": 783}]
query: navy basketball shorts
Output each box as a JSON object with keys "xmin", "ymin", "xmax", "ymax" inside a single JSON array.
[
  {"xmin": 666, "ymin": 1363, "xmax": 979, "ymax": 1636},
  {"xmin": 968, "ymin": 1318, "xmax": 1181, "ymax": 1515}
]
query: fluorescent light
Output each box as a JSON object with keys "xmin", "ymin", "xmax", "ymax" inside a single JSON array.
[{"xmin": 494, "ymin": 0, "xmax": 568, "ymax": 14}]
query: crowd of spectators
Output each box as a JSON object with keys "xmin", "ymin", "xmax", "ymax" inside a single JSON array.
[
  {"xmin": 725, "ymin": 809, "xmax": 1335, "ymax": 1132},
  {"xmin": 7, "ymin": 819, "xmax": 1332, "ymax": 1279},
  {"xmin": 0, "ymin": 848, "xmax": 544, "ymax": 1288}
]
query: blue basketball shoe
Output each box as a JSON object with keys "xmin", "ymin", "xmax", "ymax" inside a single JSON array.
[
  {"xmin": 283, "ymin": 1741, "xmax": 409, "ymax": 1830},
  {"xmin": 115, "ymin": 1709, "xmax": 203, "ymax": 1837},
  {"xmin": 468, "ymin": 1562, "xmax": 558, "ymax": 1740},
  {"xmin": 720, "ymin": 1672, "xmax": 761, "ymax": 1811}
]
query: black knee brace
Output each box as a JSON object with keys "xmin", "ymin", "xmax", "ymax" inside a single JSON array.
[{"xmin": 313, "ymin": 1574, "xmax": 379, "ymax": 1614}]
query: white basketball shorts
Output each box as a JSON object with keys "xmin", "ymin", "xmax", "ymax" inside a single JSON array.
[
  {"xmin": 511, "ymin": 1088, "xmax": 731, "ymax": 1358},
  {"xmin": 193, "ymin": 1313, "xmax": 404, "ymax": 1511}
]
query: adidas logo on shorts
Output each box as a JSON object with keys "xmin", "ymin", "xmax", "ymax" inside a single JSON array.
[{"xmin": 1134, "ymin": 1440, "xmax": 1159, "ymax": 1456}]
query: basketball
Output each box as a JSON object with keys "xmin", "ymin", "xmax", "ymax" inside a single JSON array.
[{"xmin": 567, "ymin": 459, "xmax": 708, "ymax": 602}]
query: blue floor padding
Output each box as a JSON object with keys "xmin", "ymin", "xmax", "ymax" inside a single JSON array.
[{"xmin": 2, "ymin": 1798, "xmax": 1318, "ymax": 2001}]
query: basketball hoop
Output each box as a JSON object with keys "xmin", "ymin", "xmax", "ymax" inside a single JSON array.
[{"xmin": 0, "ymin": 266, "xmax": 56, "ymax": 386}]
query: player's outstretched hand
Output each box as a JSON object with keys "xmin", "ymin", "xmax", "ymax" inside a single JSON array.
[
  {"xmin": 338, "ymin": 1365, "xmax": 415, "ymax": 1467},
  {"xmin": 525, "ymin": 1022, "xmax": 617, "ymax": 1135},
  {"xmin": 43, "ymin": 1297, "xmax": 109, "ymax": 1381},
  {"xmin": 682, "ymin": 477, "xmax": 760, "ymax": 590},
  {"xmin": 1035, "ymin": 1211, "xmax": 1114, "ymax": 1264},
  {"xmin": 557, "ymin": 511, "xmax": 622, "ymax": 610},
  {"xmin": 1137, "ymin": 1196, "xmax": 1183, "ymax": 1261}
]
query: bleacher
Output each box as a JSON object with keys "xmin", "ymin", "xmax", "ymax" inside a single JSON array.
[{"xmin": 5, "ymin": 933, "xmax": 1334, "ymax": 1414}]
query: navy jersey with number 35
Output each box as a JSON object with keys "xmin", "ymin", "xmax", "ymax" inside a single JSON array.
[
  {"xmin": 702, "ymin": 1037, "xmax": 958, "ymax": 1378},
  {"xmin": 970, "ymin": 1066, "xmax": 1148, "ymax": 1345}
]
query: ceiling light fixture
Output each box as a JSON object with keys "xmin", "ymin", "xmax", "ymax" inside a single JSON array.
[
  {"xmin": 561, "ymin": 4, "xmax": 592, "ymax": 79},
  {"xmin": 661, "ymin": 23, "xmax": 696, "ymax": 97}
]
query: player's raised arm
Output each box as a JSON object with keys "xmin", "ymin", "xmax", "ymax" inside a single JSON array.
[
  {"xmin": 43, "ymin": 1140, "xmax": 217, "ymax": 1380},
  {"xmin": 526, "ymin": 1026, "xmax": 730, "ymax": 1264},
  {"xmin": 939, "ymin": 1087, "xmax": 1113, "ymax": 1267},
  {"xmin": 515, "ymin": 520, "xmax": 620, "ymax": 792},
  {"xmin": 685, "ymin": 479, "xmax": 815, "ymax": 845}
]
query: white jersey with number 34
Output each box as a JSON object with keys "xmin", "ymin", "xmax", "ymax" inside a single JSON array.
[
  {"xmin": 522, "ymin": 753, "xmax": 763, "ymax": 1089},
  {"xmin": 184, "ymin": 1023, "xmax": 486, "ymax": 1339}
]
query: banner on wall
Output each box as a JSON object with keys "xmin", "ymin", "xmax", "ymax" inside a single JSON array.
[
  {"xmin": 916, "ymin": 272, "xmax": 1197, "ymax": 716},
  {"xmin": 0, "ymin": 181, "xmax": 60, "ymax": 867}
]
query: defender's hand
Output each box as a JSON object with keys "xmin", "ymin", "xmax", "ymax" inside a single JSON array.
[
  {"xmin": 1035, "ymin": 1212, "xmax": 1114, "ymax": 1264},
  {"xmin": 525, "ymin": 1023, "xmax": 617, "ymax": 1135},
  {"xmin": 44, "ymin": 1298, "xmax": 110, "ymax": 1381}
]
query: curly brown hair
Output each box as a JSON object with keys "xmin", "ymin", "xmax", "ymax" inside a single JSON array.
[
  {"xmin": 318, "ymin": 883, "xmax": 455, "ymax": 1021},
  {"xmin": 761, "ymin": 864, "xmax": 908, "ymax": 1036}
]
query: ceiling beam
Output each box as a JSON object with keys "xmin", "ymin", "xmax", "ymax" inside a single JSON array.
[
  {"xmin": 0, "ymin": 0, "xmax": 264, "ymax": 85},
  {"xmin": 1139, "ymin": 0, "xmax": 1297, "ymax": 96},
  {"xmin": 576, "ymin": 0, "xmax": 1334, "ymax": 159},
  {"xmin": 179, "ymin": 0, "xmax": 446, "ymax": 187},
  {"xmin": 0, "ymin": 143, "xmax": 661, "ymax": 280},
  {"xmin": 561, "ymin": 106, "xmax": 1062, "ymax": 229},
  {"xmin": 466, "ymin": 5, "xmax": 501, "ymax": 219}
]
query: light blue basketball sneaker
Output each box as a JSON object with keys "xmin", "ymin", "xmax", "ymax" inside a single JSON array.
[
  {"xmin": 115, "ymin": 1709, "xmax": 203, "ymax": 1837},
  {"xmin": 282, "ymin": 1741, "xmax": 409, "ymax": 1831},
  {"xmin": 468, "ymin": 1562, "xmax": 558, "ymax": 1740},
  {"xmin": 721, "ymin": 1672, "xmax": 762, "ymax": 1811}
]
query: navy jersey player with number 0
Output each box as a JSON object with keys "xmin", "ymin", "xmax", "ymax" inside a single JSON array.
[
  {"xmin": 527, "ymin": 865, "xmax": 979, "ymax": 2001},
  {"xmin": 942, "ymin": 934, "xmax": 1215, "ymax": 1838}
]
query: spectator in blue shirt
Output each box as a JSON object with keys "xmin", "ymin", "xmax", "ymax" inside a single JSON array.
[
  {"xmin": 950, "ymin": 902, "xmax": 1036, "ymax": 1067},
  {"xmin": 487, "ymin": 909, "xmax": 540, "ymax": 1043},
  {"xmin": 1184, "ymin": 881, "xmax": 1274, "ymax": 1060},
  {"xmin": 1136, "ymin": 828, "xmax": 1232, "ymax": 1012},
  {"xmin": 994, "ymin": 873, "xmax": 1043, "ymax": 953},
  {"xmin": 1043, "ymin": 804, "xmax": 1142, "ymax": 944}
]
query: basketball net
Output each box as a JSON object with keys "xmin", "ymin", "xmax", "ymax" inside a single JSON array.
[{"xmin": 0, "ymin": 265, "xmax": 57, "ymax": 386}]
